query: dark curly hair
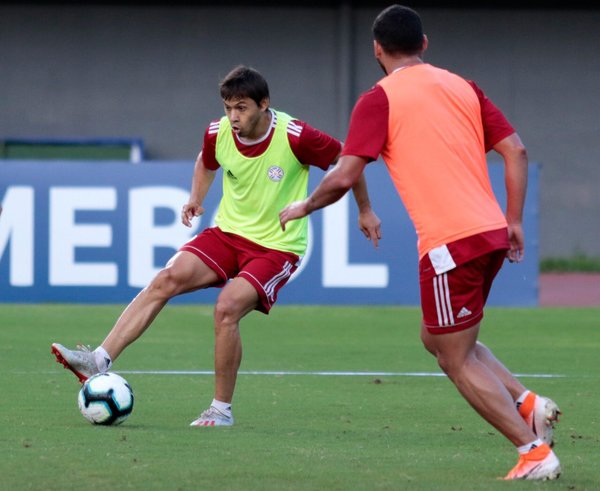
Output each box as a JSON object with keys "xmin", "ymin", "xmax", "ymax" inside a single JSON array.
[
  {"xmin": 372, "ymin": 5, "xmax": 424, "ymax": 56},
  {"xmin": 219, "ymin": 65, "xmax": 270, "ymax": 106}
]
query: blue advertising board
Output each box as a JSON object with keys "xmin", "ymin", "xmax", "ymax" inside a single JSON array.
[{"xmin": 0, "ymin": 160, "xmax": 538, "ymax": 305}]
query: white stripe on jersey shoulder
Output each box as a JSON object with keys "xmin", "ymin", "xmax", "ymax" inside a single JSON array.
[
  {"xmin": 287, "ymin": 120, "xmax": 303, "ymax": 137},
  {"xmin": 208, "ymin": 120, "xmax": 220, "ymax": 135}
]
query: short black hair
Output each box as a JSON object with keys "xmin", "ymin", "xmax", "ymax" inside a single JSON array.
[
  {"xmin": 219, "ymin": 65, "xmax": 270, "ymax": 106},
  {"xmin": 372, "ymin": 5, "xmax": 424, "ymax": 56}
]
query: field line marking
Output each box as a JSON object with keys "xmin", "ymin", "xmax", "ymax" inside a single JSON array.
[{"xmin": 114, "ymin": 370, "xmax": 565, "ymax": 378}]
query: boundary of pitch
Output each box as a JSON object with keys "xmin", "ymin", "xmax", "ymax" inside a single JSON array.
[{"xmin": 116, "ymin": 370, "xmax": 565, "ymax": 378}]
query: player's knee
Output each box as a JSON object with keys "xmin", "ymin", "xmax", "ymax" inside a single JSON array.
[
  {"xmin": 147, "ymin": 268, "xmax": 182, "ymax": 299},
  {"xmin": 420, "ymin": 331, "xmax": 436, "ymax": 356},
  {"xmin": 435, "ymin": 354, "xmax": 452, "ymax": 375},
  {"xmin": 213, "ymin": 296, "xmax": 242, "ymax": 327},
  {"xmin": 434, "ymin": 351, "xmax": 464, "ymax": 378},
  {"xmin": 420, "ymin": 332, "xmax": 455, "ymax": 374}
]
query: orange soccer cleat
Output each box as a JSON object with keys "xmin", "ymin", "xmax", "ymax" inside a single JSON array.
[{"xmin": 504, "ymin": 443, "xmax": 561, "ymax": 480}]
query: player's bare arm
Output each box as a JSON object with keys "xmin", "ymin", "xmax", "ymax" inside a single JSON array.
[
  {"xmin": 352, "ymin": 173, "xmax": 382, "ymax": 248},
  {"xmin": 182, "ymin": 151, "xmax": 217, "ymax": 228},
  {"xmin": 279, "ymin": 155, "xmax": 368, "ymax": 230},
  {"xmin": 493, "ymin": 133, "xmax": 528, "ymax": 262},
  {"xmin": 335, "ymin": 146, "xmax": 381, "ymax": 248}
]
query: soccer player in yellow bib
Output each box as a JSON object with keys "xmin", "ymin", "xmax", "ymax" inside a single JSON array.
[{"xmin": 52, "ymin": 65, "xmax": 381, "ymax": 427}]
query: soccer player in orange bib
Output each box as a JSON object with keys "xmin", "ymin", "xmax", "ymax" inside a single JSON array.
[{"xmin": 280, "ymin": 5, "xmax": 561, "ymax": 481}]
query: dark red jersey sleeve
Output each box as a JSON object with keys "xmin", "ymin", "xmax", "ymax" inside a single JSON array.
[
  {"xmin": 341, "ymin": 85, "xmax": 389, "ymax": 162},
  {"xmin": 288, "ymin": 120, "xmax": 342, "ymax": 170},
  {"xmin": 201, "ymin": 121, "xmax": 220, "ymax": 171},
  {"xmin": 467, "ymin": 81, "xmax": 515, "ymax": 152}
]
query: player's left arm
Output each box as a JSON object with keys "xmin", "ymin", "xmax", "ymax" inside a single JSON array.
[
  {"xmin": 290, "ymin": 120, "xmax": 381, "ymax": 247},
  {"xmin": 279, "ymin": 154, "xmax": 367, "ymax": 230},
  {"xmin": 351, "ymin": 171, "xmax": 381, "ymax": 248},
  {"xmin": 333, "ymin": 148, "xmax": 382, "ymax": 248}
]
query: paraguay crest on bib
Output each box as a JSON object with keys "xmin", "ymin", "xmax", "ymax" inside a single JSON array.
[{"xmin": 267, "ymin": 165, "xmax": 284, "ymax": 182}]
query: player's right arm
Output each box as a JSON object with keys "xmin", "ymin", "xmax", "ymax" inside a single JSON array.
[
  {"xmin": 493, "ymin": 133, "xmax": 528, "ymax": 263},
  {"xmin": 182, "ymin": 124, "xmax": 220, "ymax": 227},
  {"xmin": 182, "ymin": 150, "xmax": 217, "ymax": 228},
  {"xmin": 469, "ymin": 80, "xmax": 528, "ymax": 263}
]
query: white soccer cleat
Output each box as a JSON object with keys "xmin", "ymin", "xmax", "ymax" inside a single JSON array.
[
  {"xmin": 504, "ymin": 444, "xmax": 561, "ymax": 480},
  {"xmin": 51, "ymin": 343, "xmax": 101, "ymax": 384},
  {"xmin": 533, "ymin": 396, "xmax": 561, "ymax": 447},
  {"xmin": 189, "ymin": 406, "xmax": 234, "ymax": 427},
  {"xmin": 518, "ymin": 393, "xmax": 561, "ymax": 447}
]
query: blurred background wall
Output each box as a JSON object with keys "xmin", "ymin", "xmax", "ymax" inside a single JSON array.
[{"xmin": 1, "ymin": 1, "xmax": 599, "ymax": 258}]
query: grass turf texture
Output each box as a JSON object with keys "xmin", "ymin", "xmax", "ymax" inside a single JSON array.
[
  {"xmin": 540, "ymin": 254, "xmax": 600, "ymax": 273},
  {"xmin": 1, "ymin": 304, "xmax": 598, "ymax": 490}
]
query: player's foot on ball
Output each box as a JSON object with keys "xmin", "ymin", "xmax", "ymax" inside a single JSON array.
[
  {"xmin": 189, "ymin": 406, "xmax": 234, "ymax": 427},
  {"xmin": 51, "ymin": 343, "xmax": 100, "ymax": 383},
  {"xmin": 518, "ymin": 393, "xmax": 561, "ymax": 447},
  {"xmin": 504, "ymin": 444, "xmax": 561, "ymax": 480}
]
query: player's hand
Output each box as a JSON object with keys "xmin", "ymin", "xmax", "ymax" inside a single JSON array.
[
  {"xmin": 358, "ymin": 209, "xmax": 382, "ymax": 249},
  {"xmin": 507, "ymin": 222, "xmax": 524, "ymax": 262},
  {"xmin": 279, "ymin": 200, "xmax": 309, "ymax": 231},
  {"xmin": 181, "ymin": 202, "xmax": 205, "ymax": 228}
]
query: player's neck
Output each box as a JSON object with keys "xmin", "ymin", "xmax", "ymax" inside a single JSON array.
[
  {"xmin": 247, "ymin": 109, "xmax": 272, "ymax": 141},
  {"xmin": 237, "ymin": 109, "xmax": 274, "ymax": 145},
  {"xmin": 386, "ymin": 56, "xmax": 423, "ymax": 75}
]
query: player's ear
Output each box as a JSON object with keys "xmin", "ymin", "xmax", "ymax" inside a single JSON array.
[
  {"xmin": 259, "ymin": 97, "xmax": 270, "ymax": 112},
  {"xmin": 421, "ymin": 34, "xmax": 428, "ymax": 54},
  {"xmin": 373, "ymin": 39, "xmax": 382, "ymax": 58}
]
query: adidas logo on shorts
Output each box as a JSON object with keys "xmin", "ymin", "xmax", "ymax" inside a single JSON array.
[{"xmin": 457, "ymin": 307, "xmax": 472, "ymax": 319}]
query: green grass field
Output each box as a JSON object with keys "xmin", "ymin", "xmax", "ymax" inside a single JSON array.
[{"xmin": 1, "ymin": 304, "xmax": 598, "ymax": 490}]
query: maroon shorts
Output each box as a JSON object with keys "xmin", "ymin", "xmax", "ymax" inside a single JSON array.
[
  {"xmin": 180, "ymin": 227, "xmax": 300, "ymax": 314},
  {"xmin": 420, "ymin": 249, "xmax": 507, "ymax": 334}
]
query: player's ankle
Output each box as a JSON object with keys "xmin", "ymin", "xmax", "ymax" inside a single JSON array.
[
  {"xmin": 517, "ymin": 438, "xmax": 545, "ymax": 455},
  {"xmin": 211, "ymin": 398, "xmax": 232, "ymax": 416},
  {"xmin": 93, "ymin": 346, "xmax": 112, "ymax": 372},
  {"xmin": 516, "ymin": 390, "xmax": 537, "ymax": 418}
]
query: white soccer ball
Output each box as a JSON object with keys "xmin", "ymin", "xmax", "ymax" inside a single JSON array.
[{"xmin": 78, "ymin": 372, "xmax": 134, "ymax": 426}]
